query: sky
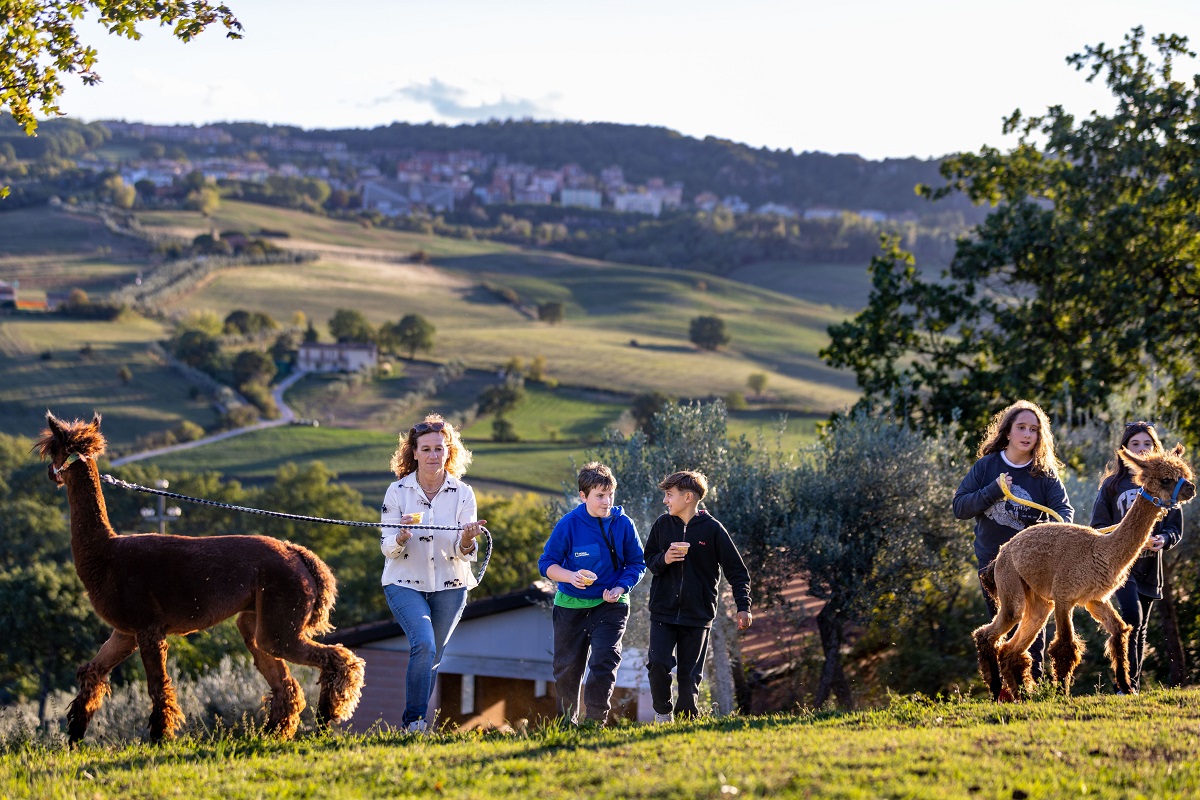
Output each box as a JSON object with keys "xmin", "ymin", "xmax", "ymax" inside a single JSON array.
[{"xmin": 53, "ymin": 0, "xmax": 1200, "ymax": 161}]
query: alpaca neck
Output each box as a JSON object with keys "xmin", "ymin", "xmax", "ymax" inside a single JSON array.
[
  {"xmin": 64, "ymin": 459, "xmax": 117, "ymax": 580},
  {"xmin": 1099, "ymin": 494, "xmax": 1163, "ymax": 571}
]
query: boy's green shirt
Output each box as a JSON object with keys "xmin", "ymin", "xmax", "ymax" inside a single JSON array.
[{"xmin": 554, "ymin": 591, "xmax": 628, "ymax": 608}]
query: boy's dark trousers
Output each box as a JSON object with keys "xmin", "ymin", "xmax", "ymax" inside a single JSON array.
[
  {"xmin": 647, "ymin": 619, "xmax": 710, "ymax": 717},
  {"xmin": 552, "ymin": 602, "xmax": 629, "ymax": 723}
]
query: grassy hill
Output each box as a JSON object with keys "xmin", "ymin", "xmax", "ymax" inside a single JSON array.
[
  {"xmin": 5, "ymin": 689, "xmax": 1200, "ymax": 798},
  {"xmin": 139, "ymin": 202, "xmax": 858, "ymax": 410},
  {"xmin": 0, "ymin": 201, "xmax": 847, "ymax": 477}
]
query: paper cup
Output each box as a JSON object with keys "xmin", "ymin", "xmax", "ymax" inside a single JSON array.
[{"xmin": 577, "ymin": 569, "xmax": 597, "ymax": 586}]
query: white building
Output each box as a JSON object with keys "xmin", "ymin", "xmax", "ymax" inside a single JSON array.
[
  {"xmin": 296, "ymin": 342, "xmax": 378, "ymax": 373},
  {"xmin": 645, "ymin": 178, "xmax": 684, "ymax": 210},
  {"xmin": 803, "ymin": 206, "xmax": 843, "ymax": 220},
  {"xmin": 756, "ymin": 202, "xmax": 798, "ymax": 218},
  {"xmin": 613, "ymin": 192, "xmax": 663, "ymax": 216},
  {"xmin": 361, "ymin": 180, "xmax": 455, "ymax": 215},
  {"xmin": 560, "ymin": 188, "xmax": 603, "ymax": 209}
]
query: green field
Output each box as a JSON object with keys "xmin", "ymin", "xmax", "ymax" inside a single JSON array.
[
  {"xmin": 131, "ymin": 425, "xmax": 581, "ymax": 498},
  {"xmin": 5, "ymin": 690, "xmax": 1200, "ymax": 798},
  {"xmin": 0, "ymin": 315, "xmax": 216, "ymax": 450},
  {"xmin": 133, "ymin": 374, "xmax": 818, "ymax": 497},
  {"xmin": 0, "ymin": 206, "xmax": 144, "ymax": 259},
  {"xmin": 134, "ymin": 203, "xmax": 500, "ymax": 258},
  {"xmin": 727, "ymin": 259, "xmax": 875, "ymax": 310}
]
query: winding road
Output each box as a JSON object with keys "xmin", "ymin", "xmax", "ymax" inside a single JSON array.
[{"xmin": 109, "ymin": 369, "xmax": 309, "ymax": 467}]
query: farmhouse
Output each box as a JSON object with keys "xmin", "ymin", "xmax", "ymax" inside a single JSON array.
[
  {"xmin": 327, "ymin": 583, "xmax": 654, "ymax": 730},
  {"xmin": 296, "ymin": 342, "xmax": 378, "ymax": 373}
]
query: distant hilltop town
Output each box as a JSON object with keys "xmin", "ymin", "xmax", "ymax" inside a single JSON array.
[{"xmin": 87, "ymin": 121, "xmax": 912, "ymax": 223}]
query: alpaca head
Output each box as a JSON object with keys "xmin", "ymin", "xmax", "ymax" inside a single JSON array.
[
  {"xmin": 1118, "ymin": 443, "xmax": 1196, "ymax": 508},
  {"xmin": 35, "ymin": 411, "xmax": 107, "ymax": 486}
]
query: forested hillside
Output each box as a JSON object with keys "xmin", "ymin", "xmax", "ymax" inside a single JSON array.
[{"xmin": 195, "ymin": 119, "xmax": 978, "ymax": 216}]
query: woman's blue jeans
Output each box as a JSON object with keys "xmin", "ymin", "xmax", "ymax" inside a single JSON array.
[{"xmin": 384, "ymin": 584, "xmax": 469, "ymax": 726}]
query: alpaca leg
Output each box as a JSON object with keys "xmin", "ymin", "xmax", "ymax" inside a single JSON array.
[
  {"xmin": 1085, "ymin": 599, "xmax": 1134, "ymax": 694},
  {"xmin": 254, "ymin": 611, "xmax": 364, "ymax": 726},
  {"xmin": 66, "ymin": 630, "xmax": 137, "ymax": 745},
  {"xmin": 1048, "ymin": 604, "xmax": 1084, "ymax": 696},
  {"xmin": 998, "ymin": 595, "xmax": 1052, "ymax": 698},
  {"xmin": 972, "ymin": 602, "xmax": 1019, "ymax": 700},
  {"xmin": 274, "ymin": 639, "xmax": 364, "ymax": 726},
  {"xmin": 236, "ymin": 612, "xmax": 305, "ymax": 739},
  {"xmin": 136, "ymin": 630, "xmax": 184, "ymax": 742}
]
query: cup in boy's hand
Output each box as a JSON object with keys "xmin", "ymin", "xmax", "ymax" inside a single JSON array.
[
  {"xmin": 672, "ymin": 542, "xmax": 691, "ymax": 557},
  {"xmin": 577, "ymin": 569, "xmax": 597, "ymax": 587}
]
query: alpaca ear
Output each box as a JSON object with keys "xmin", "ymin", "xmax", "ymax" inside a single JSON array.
[
  {"xmin": 90, "ymin": 411, "xmax": 102, "ymax": 429},
  {"xmin": 1118, "ymin": 447, "xmax": 1149, "ymax": 471},
  {"xmin": 1173, "ymin": 443, "xmax": 1186, "ymax": 457},
  {"xmin": 45, "ymin": 411, "xmax": 64, "ymax": 435}
]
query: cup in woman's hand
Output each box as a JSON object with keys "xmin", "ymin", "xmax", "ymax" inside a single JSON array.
[
  {"xmin": 577, "ymin": 569, "xmax": 597, "ymax": 587},
  {"xmin": 409, "ymin": 511, "xmax": 423, "ymax": 525}
]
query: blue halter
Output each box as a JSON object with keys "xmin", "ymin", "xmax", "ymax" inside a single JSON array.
[{"xmin": 1136, "ymin": 476, "xmax": 1188, "ymax": 510}]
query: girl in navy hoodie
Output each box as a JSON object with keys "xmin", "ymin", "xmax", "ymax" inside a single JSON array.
[
  {"xmin": 953, "ymin": 399, "xmax": 1072, "ymax": 683},
  {"xmin": 1090, "ymin": 421, "xmax": 1184, "ymax": 693},
  {"xmin": 538, "ymin": 462, "xmax": 646, "ymax": 724}
]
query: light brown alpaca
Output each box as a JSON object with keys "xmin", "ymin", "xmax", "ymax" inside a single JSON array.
[
  {"xmin": 36, "ymin": 412, "xmax": 365, "ymax": 743},
  {"xmin": 973, "ymin": 445, "xmax": 1195, "ymax": 699}
]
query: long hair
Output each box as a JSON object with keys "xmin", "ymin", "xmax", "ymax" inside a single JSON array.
[
  {"xmin": 976, "ymin": 399, "xmax": 1063, "ymax": 478},
  {"xmin": 389, "ymin": 413, "xmax": 473, "ymax": 479},
  {"xmin": 1099, "ymin": 421, "xmax": 1164, "ymax": 497}
]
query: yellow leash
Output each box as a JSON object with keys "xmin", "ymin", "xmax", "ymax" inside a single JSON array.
[
  {"xmin": 999, "ymin": 479, "xmax": 1064, "ymax": 523},
  {"xmin": 1000, "ymin": 479, "xmax": 1118, "ymax": 532}
]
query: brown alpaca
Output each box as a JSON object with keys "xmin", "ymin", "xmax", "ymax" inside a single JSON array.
[
  {"xmin": 973, "ymin": 445, "xmax": 1195, "ymax": 700},
  {"xmin": 36, "ymin": 412, "xmax": 365, "ymax": 744}
]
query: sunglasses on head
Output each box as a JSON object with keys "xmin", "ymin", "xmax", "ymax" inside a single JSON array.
[
  {"xmin": 412, "ymin": 420, "xmax": 446, "ymax": 436},
  {"xmin": 1125, "ymin": 421, "xmax": 1155, "ymax": 430}
]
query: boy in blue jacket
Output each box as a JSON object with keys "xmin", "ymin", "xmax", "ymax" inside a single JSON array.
[{"xmin": 539, "ymin": 462, "xmax": 646, "ymax": 724}]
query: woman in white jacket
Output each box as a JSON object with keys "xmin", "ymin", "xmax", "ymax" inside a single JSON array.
[{"xmin": 380, "ymin": 414, "xmax": 486, "ymax": 732}]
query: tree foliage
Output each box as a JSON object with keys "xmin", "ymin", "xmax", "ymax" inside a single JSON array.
[
  {"xmin": 537, "ymin": 301, "xmax": 564, "ymax": 324},
  {"xmin": 478, "ymin": 376, "xmax": 526, "ymax": 417},
  {"xmin": 783, "ymin": 409, "xmax": 972, "ymax": 708},
  {"xmin": 823, "ymin": 29, "xmax": 1200, "ymax": 440},
  {"xmin": 746, "ymin": 372, "xmax": 768, "ymax": 397},
  {"xmin": 689, "ymin": 315, "xmax": 730, "ymax": 351},
  {"xmin": 1, "ymin": 1, "xmax": 242, "ymax": 135},
  {"xmin": 470, "ymin": 492, "xmax": 553, "ymax": 598},
  {"xmin": 0, "ymin": 563, "xmax": 110, "ymax": 714},
  {"xmin": 328, "ymin": 308, "xmax": 375, "ymax": 344},
  {"xmin": 629, "ymin": 391, "xmax": 671, "ymax": 439},
  {"xmin": 388, "ymin": 313, "xmax": 435, "ymax": 359}
]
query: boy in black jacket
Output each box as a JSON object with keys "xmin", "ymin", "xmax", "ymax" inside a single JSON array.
[{"xmin": 644, "ymin": 470, "xmax": 752, "ymax": 722}]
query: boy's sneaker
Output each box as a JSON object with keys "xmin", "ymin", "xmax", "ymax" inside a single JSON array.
[
  {"xmin": 406, "ymin": 719, "xmax": 429, "ymax": 734},
  {"xmin": 653, "ymin": 712, "xmax": 674, "ymax": 724}
]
